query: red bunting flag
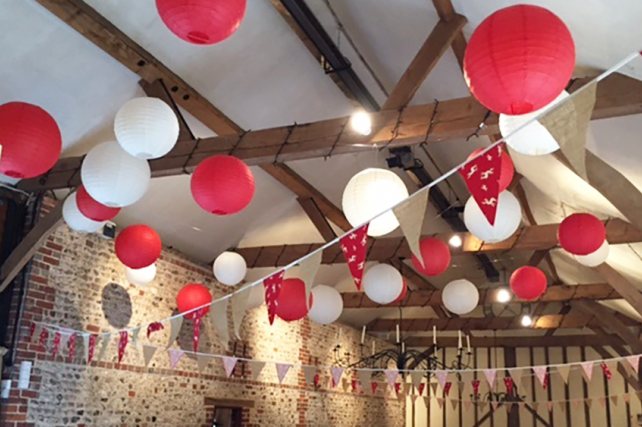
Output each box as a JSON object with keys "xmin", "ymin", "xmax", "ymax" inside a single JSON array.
[
  {"xmin": 52, "ymin": 332, "xmax": 61, "ymax": 357},
  {"xmin": 601, "ymin": 363, "xmax": 612, "ymax": 380},
  {"xmin": 351, "ymin": 379, "xmax": 358, "ymax": 391},
  {"xmin": 314, "ymin": 373, "xmax": 320, "ymax": 387},
  {"xmin": 263, "ymin": 270, "xmax": 285, "ymax": 325},
  {"xmin": 472, "ymin": 380, "xmax": 481, "ymax": 397},
  {"xmin": 88, "ymin": 334, "xmax": 98, "ymax": 364},
  {"xmin": 39, "ymin": 328, "xmax": 48, "ymax": 348},
  {"xmin": 340, "ymin": 224, "xmax": 369, "ymax": 291},
  {"xmin": 118, "ymin": 331, "xmax": 129, "ymax": 364},
  {"xmin": 418, "ymin": 383, "xmax": 426, "ymax": 396},
  {"xmin": 458, "ymin": 144, "xmax": 503, "ymax": 225},
  {"xmin": 504, "ymin": 377, "xmax": 514, "ymax": 395},
  {"xmin": 147, "ymin": 322, "xmax": 164, "ymax": 338},
  {"xmin": 394, "ymin": 382, "xmax": 401, "ymax": 395},
  {"xmin": 67, "ymin": 334, "xmax": 77, "ymax": 362},
  {"xmin": 443, "ymin": 382, "xmax": 452, "ymax": 397},
  {"xmin": 371, "ymin": 381, "xmax": 378, "ymax": 395},
  {"xmin": 29, "ymin": 322, "xmax": 36, "ymax": 340},
  {"xmin": 193, "ymin": 310, "xmax": 204, "ymax": 352}
]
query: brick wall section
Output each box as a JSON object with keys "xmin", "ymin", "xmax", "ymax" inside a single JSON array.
[{"xmin": 1, "ymin": 199, "xmax": 404, "ymax": 427}]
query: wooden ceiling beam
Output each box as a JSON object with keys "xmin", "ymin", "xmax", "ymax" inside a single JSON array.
[
  {"xmin": 17, "ymin": 73, "xmax": 642, "ymax": 192},
  {"xmin": 431, "ymin": 0, "xmax": 467, "ymax": 69},
  {"xmin": 593, "ymin": 263, "xmax": 642, "ymax": 320},
  {"xmin": 405, "ymin": 334, "xmax": 622, "ymax": 348},
  {"xmin": 574, "ymin": 299, "xmax": 642, "ymax": 354},
  {"xmin": 297, "ymin": 197, "xmax": 337, "ymax": 242}
]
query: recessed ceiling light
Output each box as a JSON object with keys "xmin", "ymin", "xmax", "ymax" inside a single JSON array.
[
  {"xmin": 496, "ymin": 288, "xmax": 511, "ymax": 303},
  {"xmin": 449, "ymin": 235, "xmax": 462, "ymax": 248},
  {"xmin": 350, "ymin": 110, "xmax": 372, "ymax": 136},
  {"xmin": 521, "ymin": 314, "xmax": 533, "ymax": 327}
]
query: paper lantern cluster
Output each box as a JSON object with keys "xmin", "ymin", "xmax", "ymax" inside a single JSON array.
[{"xmin": 62, "ymin": 192, "xmax": 107, "ymax": 234}]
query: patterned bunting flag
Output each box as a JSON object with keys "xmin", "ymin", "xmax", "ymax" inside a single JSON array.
[
  {"xmin": 264, "ymin": 270, "xmax": 285, "ymax": 325},
  {"xmin": 67, "ymin": 333, "xmax": 77, "ymax": 362},
  {"xmin": 504, "ymin": 377, "xmax": 514, "ymax": 395},
  {"xmin": 330, "ymin": 367, "xmax": 344, "ymax": 388},
  {"xmin": 52, "ymin": 332, "xmax": 61, "ymax": 357},
  {"xmin": 87, "ymin": 334, "xmax": 98, "ymax": 364},
  {"xmin": 351, "ymin": 379, "xmax": 358, "ymax": 392},
  {"xmin": 222, "ymin": 357, "xmax": 238, "ymax": 378},
  {"xmin": 557, "ymin": 364, "xmax": 571, "ymax": 384},
  {"xmin": 435, "ymin": 370, "xmax": 448, "ymax": 390},
  {"xmin": 393, "ymin": 190, "xmax": 429, "ymax": 267},
  {"xmin": 298, "ymin": 251, "xmax": 322, "ymax": 310},
  {"xmin": 210, "ymin": 300, "xmax": 230, "ymax": 351},
  {"xmin": 371, "ymin": 381, "xmax": 378, "ymax": 395},
  {"xmin": 118, "ymin": 331, "xmax": 129, "ymax": 364},
  {"xmin": 168, "ymin": 348, "xmax": 183, "ymax": 369},
  {"xmin": 97, "ymin": 334, "xmax": 110, "ymax": 361},
  {"xmin": 147, "ymin": 322, "xmax": 164, "ymax": 339},
  {"xmin": 385, "ymin": 369, "xmax": 399, "ymax": 388},
  {"xmin": 601, "ymin": 362, "xmax": 612, "ymax": 380},
  {"xmin": 533, "ymin": 366, "xmax": 547, "ymax": 389},
  {"xmin": 130, "ymin": 327, "xmax": 142, "ymax": 348},
  {"xmin": 394, "ymin": 383, "xmax": 401, "ymax": 395},
  {"xmin": 483, "ymin": 369, "xmax": 497, "ymax": 389},
  {"xmin": 627, "ymin": 355, "xmax": 640, "ymax": 373},
  {"xmin": 39, "ymin": 328, "xmax": 49, "ymax": 349},
  {"xmin": 581, "ymin": 361, "xmax": 594, "ymax": 383},
  {"xmin": 143, "ymin": 345, "xmax": 157, "ymax": 367},
  {"xmin": 192, "ymin": 310, "xmax": 204, "ymax": 352},
  {"xmin": 443, "ymin": 382, "xmax": 452, "ymax": 397},
  {"xmin": 314, "ymin": 374, "xmax": 320, "ymax": 387},
  {"xmin": 29, "ymin": 322, "xmax": 36, "ymax": 341},
  {"xmin": 418, "ymin": 383, "xmax": 426, "ymax": 396},
  {"xmin": 458, "ymin": 144, "xmax": 503, "ymax": 225},
  {"xmin": 472, "ymin": 380, "xmax": 481, "ymax": 397},
  {"xmin": 275, "ymin": 363, "xmax": 291, "ymax": 384},
  {"xmin": 340, "ymin": 224, "xmax": 369, "ymax": 291},
  {"xmin": 250, "ymin": 361, "xmax": 266, "ymax": 380}
]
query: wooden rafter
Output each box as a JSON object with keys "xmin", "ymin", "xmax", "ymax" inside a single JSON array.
[
  {"xmin": 593, "ymin": 263, "xmax": 642, "ymax": 319},
  {"xmin": 405, "ymin": 334, "xmax": 627, "ymax": 348},
  {"xmin": 574, "ymin": 299, "xmax": 642, "ymax": 354},
  {"xmin": 431, "ymin": 0, "xmax": 467, "ymax": 69}
]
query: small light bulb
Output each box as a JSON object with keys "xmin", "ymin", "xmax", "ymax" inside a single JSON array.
[
  {"xmin": 351, "ymin": 110, "xmax": 372, "ymax": 136},
  {"xmin": 449, "ymin": 235, "xmax": 462, "ymax": 248},
  {"xmin": 521, "ymin": 315, "xmax": 533, "ymax": 327},
  {"xmin": 496, "ymin": 288, "xmax": 511, "ymax": 303}
]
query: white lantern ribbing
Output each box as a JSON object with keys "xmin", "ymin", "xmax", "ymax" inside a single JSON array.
[
  {"xmin": 125, "ymin": 264, "xmax": 157, "ymax": 287},
  {"xmin": 464, "ymin": 191, "xmax": 522, "ymax": 243},
  {"xmin": 363, "ymin": 264, "xmax": 404, "ymax": 304},
  {"xmin": 342, "ymin": 168, "xmax": 409, "ymax": 237},
  {"xmin": 62, "ymin": 192, "xmax": 106, "ymax": 233},
  {"xmin": 307, "ymin": 285, "xmax": 343, "ymax": 325},
  {"xmin": 115, "ymin": 98, "xmax": 179, "ymax": 160},
  {"xmin": 213, "ymin": 251, "xmax": 247, "ymax": 286},
  {"xmin": 442, "ymin": 279, "xmax": 479, "ymax": 315},
  {"xmin": 81, "ymin": 141, "xmax": 151, "ymax": 207},
  {"xmin": 574, "ymin": 241, "xmax": 610, "ymax": 267},
  {"xmin": 499, "ymin": 91, "xmax": 569, "ymax": 156}
]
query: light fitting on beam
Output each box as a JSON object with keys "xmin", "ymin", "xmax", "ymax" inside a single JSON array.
[
  {"xmin": 496, "ymin": 288, "xmax": 511, "ymax": 303},
  {"xmin": 448, "ymin": 234, "xmax": 462, "ymax": 248},
  {"xmin": 350, "ymin": 110, "xmax": 372, "ymax": 136},
  {"xmin": 521, "ymin": 314, "xmax": 533, "ymax": 327}
]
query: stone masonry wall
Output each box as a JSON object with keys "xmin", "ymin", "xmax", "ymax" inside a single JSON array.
[{"xmin": 0, "ymin": 198, "xmax": 404, "ymax": 427}]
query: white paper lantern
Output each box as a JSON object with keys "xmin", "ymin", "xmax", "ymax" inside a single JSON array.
[
  {"xmin": 81, "ymin": 141, "xmax": 151, "ymax": 208},
  {"xmin": 574, "ymin": 241, "xmax": 610, "ymax": 267},
  {"xmin": 62, "ymin": 192, "xmax": 106, "ymax": 233},
  {"xmin": 499, "ymin": 91, "xmax": 569, "ymax": 156},
  {"xmin": 125, "ymin": 264, "xmax": 157, "ymax": 287},
  {"xmin": 363, "ymin": 264, "xmax": 404, "ymax": 304},
  {"xmin": 307, "ymin": 285, "xmax": 343, "ymax": 325},
  {"xmin": 442, "ymin": 279, "xmax": 479, "ymax": 315},
  {"xmin": 464, "ymin": 191, "xmax": 522, "ymax": 243},
  {"xmin": 342, "ymin": 168, "xmax": 409, "ymax": 237},
  {"xmin": 115, "ymin": 98, "xmax": 179, "ymax": 160},
  {"xmin": 213, "ymin": 251, "xmax": 247, "ymax": 286}
]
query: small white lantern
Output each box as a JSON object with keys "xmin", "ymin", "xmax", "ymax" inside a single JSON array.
[
  {"xmin": 574, "ymin": 241, "xmax": 610, "ymax": 267},
  {"xmin": 62, "ymin": 192, "xmax": 106, "ymax": 233},
  {"xmin": 499, "ymin": 91, "xmax": 569, "ymax": 156},
  {"xmin": 125, "ymin": 264, "xmax": 157, "ymax": 287},
  {"xmin": 442, "ymin": 279, "xmax": 479, "ymax": 315},
  {"xmin": 307, "ymin": 285, "xmax": 343, "ymax": 325},
  {"xmin": 464, "ymin": 191, "xmax": 522, "ymax": 243},
  {"xmin": 213, "ymin": 251, "xmax": 247, "ymax": 286},
  {"xmin": 342, "ymin": 168, "xmax": 409, "ymax": 237},
  {"xmin": 363, "ymin": 264, "xmax": 404, "ymax": 305},
  {"xmin": 115, "ymin": 98, "xmax": 179, "ymax": 160},
  {"xmin": 81, "ymin": 141, "xmax": 151, "ymax": 208}
]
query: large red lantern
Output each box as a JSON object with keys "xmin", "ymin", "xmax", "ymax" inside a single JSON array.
[
  {"xmin": 76, "ymin": 185, "xmax": 121, "ymax": 221},
  {"xmin": 276, "ymin": 278, "xmax": 313, "ymax": 322},
  {"xmin": 411, "ymin": 238, "xmax": 451, "ymax": 277},
  {"xmin": 191, "ymin": 156, "xmax": 255, "ymax": 215},
  {"xmin": 177, "ymin": 284, "xmax": 212, "ymax": 319},
  {"xmin": 510, "ymin": 266, "xmax": 547, "ymax": 301},
  {"xmin": 558, "ymin": 213, "xmax": 606, "ymax": 256},
  {"xmin": 0, "ymin": 102, "xmax": 62, "ymax": 179},
  {"xmin": 468, "ymin": 148, "xmax": 515, "ymax": 193},
  {"xmin": 115, "ymin": 225, "xmax": 162, "ymax": 269},
  {"xmin": 464, "ymin": 5, "xmax": 575, "ymax": 115},
  {"xmin": 156, "ymin": 0, "xmax": 246, "ymax": 45}
]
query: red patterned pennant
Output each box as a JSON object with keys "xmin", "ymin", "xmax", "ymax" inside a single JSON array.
[
  {"xmin": 118, "ymin": 331, "xmax": 129, "ymax": 364},
  {"xmin": 351, "ymin": 379, "xmax": 358, "ymax": 391},
  {"xmin": 340, "ymin": 224, "xmax": 369, "ymax": 291},
  {"xmin": 264, "ymin": 270, "xmax": 285, "ymax": 325},
  {"xmin": 52, "ymin": 332, "xmax": 61, "ymax": 357},
  {"xmin": 314, "ymin": 373, "xmax": 320, "ymax": 387},
  {"xmin": 394, "ymin": 382, "xmax": 401, "ymax": 395},
  {"xmin": 193, "ymin": 310, "xmax": 204, "ymax": 352},
  {"xmin": 443, "ymin": 382, "xmax": 452, "ymax": 397},
  {"xmin": 504, "ymin": 377, "xmax": 514, "ymax": 395},
  {"xmin": 472, "ymin": 380, "xmax": 481, "ymax": 397},
  {"xmin": 601, "ymin": 363, "xmax": 612, "ymax": 380},
  {"xmin": 39, "ymin": 328, "xmax": 48, "ymax": 348},
  {"xmin": 88, "ymin": 334, "xmax": 98, "ymax": 364},
  {"xmin": 67, "ymin": 334, "xmax": 77, "ymax": 362},
  {"xmin": 371, "ymin": 381, "xmax": 378, "ymax": 395},
  {"xmin": 29, "ymin": 322, "xmax": 36, "ymax": 340},
  {"xmin": 458, "ymin": 145, "xmax": 503, "ymax": 225},
  {"xmin": 147, "ymin": 322, "xmax": 164, "ymax": 339},
  {"xmin": 418, "ymin": 383, "xmax": 426, "ymax": 396}
]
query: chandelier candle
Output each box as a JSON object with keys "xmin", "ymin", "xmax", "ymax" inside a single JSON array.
[
  {"xmin": 467, "ymin": 335, "xmax": 471, "ymax": 354},
  {"xmin": 396, "ymin": 324, "xmax": 400, "ymax": 343},
  {"xmin": 361, "ymin": 326, "xmax": 366, "ymax": 345},
  {"xmin": 433, "ymin": 326, "xmax": 437, "ymax": 346}
]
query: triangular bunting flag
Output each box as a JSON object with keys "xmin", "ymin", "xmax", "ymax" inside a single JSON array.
[
  {"xmin": 29, "ymin": 322, "xmax": 37, "ymax": 341},
  {"xmin": 350, "ymin": 379, "xmax": 358, "ymax": 392},
  {"xmin": 330, "ymin": 367, "xmax": 344, "ymax": 388},
  {"xmin": 264, "ymin": 270, "xmax": 285, "ymax": 324},
  {"xmin": 39, "ymin": 327, "xmax": 49, "ymax": 349},
  {"xmin": 276, "ymin": 363, "xmax": 291, "ymax": 384},
  {"xmin": 430, "ymin": 382, "xmax": 439, "ymax": 396},
  {"xmin": 464, "ymin": 401, "xmax": 473, "ymax": 411},
  {"xmin": 196, "ymin": 354, "xmax": 211, "ymax": 373},
  {"xmin": 166, "ymin": 316, "xmax": 183, "ymax": 349},
  {"xmin": 508, "ymin": 369, "xmax": 523, "ymax": 386},
  {"xmin": 250, "ymin": 360, "xmax": 266, "ymax": 380},
  {"xmin": 303, "ymin": 366, "xmax": 317, "ymax": 386},
  {"xmin": 231, "ymin": 288, "xmax": 251, "ymax": 340},
  {"xmin": 67, "ymin": 333, "xmax": 77, "ymax": 362},
  {"xmin": 472, "ymin": 380, "xmax": 481, "ymax": 397},
  {"xmin": 504, "ymin": 377, "xmax": 514, "ymax": 395},
  {"xmin": 623, "ymin": 393, "xmax": 631, "ymax": 404},
  {"xmin": 533, "ymin": 366, "xmax": 547, "ymax": 389},
  {"xmin": 143, "ymin": 344, "xmax": 157, "ymax": 367},
  {"xmin": 418, "ymin": 383, "xmax": 426, "ymax": 396},
  {"xmin": 423, "ymin": 396, "xmax": 430, "ymax": 408},
  {"xmin": 222, "ymin": 356, "xmax": 238, "ymax": 378},
  {"xmin": 458, "ymin": 144, "xmax": 503, "ymax": 225},
  {"xmin": 558, "ymin": 401, "xmax": 567, "ymax": 412},
  {"xmin": 81, "ymin": 334, "xmax": 90, "ymax": 364},
  {"xmin": 87, "ymin": 334, "xmax": 98, "ymax": 364},
  {"xmin": 547, "ymin": 401, "xmax": 554, "ymax": 412},
  {"xmin": 393, "ymin": 190, "xmax": 429, "ymax": 267},
  {"xmin": 410, "ymin": 370, "xmax": 423, "ymax": 391},
  {"xmin": 572, "ymin": 399, "xmax": 581, "ymax": 409},
  {"xmin": 342, "ymin": 378, "xmax": 350, "ymax": 393},
  {"xmin": 505, "ymin": 403, "xmax": 512, "ymax": 413},
  {"xmin": 443, "ymin": 382, "xmax": 452, "ymax": 397},
  {"xmin": 557, "ymin": 364, "xmax": 571, "ymax": 384},
  {"xmin": 210, "ymin": 300, "xmax": 230, "ymax": 351},
  {"xmin": 540, "ymin": 81, "xmax": 597, "ymax": 180},
  {"xmin": 385, "ymin": 369, "xmax": 399, "ymax": 388},
  {"xmin": 52, "ymin": 332, "xmax": 61, "ymax": 357},
  {"xmin": 340, "ymin": 224, "xmax": 369, "ymax": 291},
  {"xmin": 519, "ymin": 402, "xmax": 526, "ymax": 412},
  {"xmin": 601, "ymin": 362, "xmax": 612, "ymax": 380},
  {"xmin": 586, "ymin": 398, "xmax": 593, "ymax": 408},
  {"xmin": 168, "ymin": 348, "xmax": 184, "ymax": 369},
  {"xmin": 437, "ymin": 398, "xmax": 444, "ymax": 409},
  {"xmin": 627, "ymin": 355, "xmax": 640, "ymax": 373},
  {"xmin": 611, "ymin": 395, "xmax": 619, "ymax": 406},
  {"xmin": 483, "ymin": 369, "xmax": 497, "ymax": 389},
  {"xmin": 598, "ymin": 397, "xmax": 607, "ymax": 408},
  {"xmin": 410, "ymin": 394, "xmax": 418, "ymax": 404},
  {"xmin": 371, "ymin": 381, "xmax": 378, "ymax": 395},
  {"xmin": 403, "ymin": 382, "xmax": 412, "ymax": 395},
  {"xmin": 97, "ymin": 333, "xmax": 110, "ymax": 361},
  {"xmin": 450, "ymin": 398, "xmax": 458, "ymax": 411},
  {"xmin": 118, "ymin": 331, "xmax": 129, "ymax": 364},
  {"xmin": 298, "ymin": 251, "xmax": 322, "ymax": 310},
  {"xmin": 581, "ymin": 361, "xmax": 594, "ymax": 383},
  {"xmin": 491, "ymin": 402, "xmax": 499, "ymax": 411},
  {"xmin": 147, "ymin": 322, "xmax": 164, "ymax": 339},
  {"xmin": 192, "ymin": 310, "xmax": 204, "ymax": 352},
  {"xmin": 532, "ymin": 402, "xmax": 539, "ymax": 411},
  {"xmin": 435, "ymin": 370, "xmax": 448, "ymax": 390},
  {"xmin": 131, "ymin": 327, "xmax": 142, "ymax": 347}
]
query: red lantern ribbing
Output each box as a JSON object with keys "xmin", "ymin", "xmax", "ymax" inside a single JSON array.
[
  {"xmin": 0, "ymin": 102, "xmax": 62, "ymax": 179},
  {"xmin": 464, "ymin": 5, "xmax": 575, "ymax": 115},
  {"xmin": 275, "ymin": 278, "xmax": 313, "ymax": 322},
  {"xmin": 467, "ymin": 148, "xmax": 515, "ymax": 193},
  {"xmin": 558, "ymin": 213, "xmax": 606, "ymax": 256},
  {"xmin": 411, "ymin": 238, "xmax": 451, "ymax": 277},
  {"xmin": 191, "ymin": 156, "xmax": 255, "ymax": 215},
  {"xmin": 510, "ymin": 266, "xmax": 547, "ymax": 301},
  {"xmin": 115, "ymin": 225, "xmax": 162, "ymax": 269},
  {"xmin": 177, "ymin": 284, "xmax": 212, "ymax": 319},
  {"xmin": 156, "ymin": 0, "xmax": 246, "ymax": 45},
  {"xmin": 76, "ymin": 185, "xmax": 121, "ymax": 222}
]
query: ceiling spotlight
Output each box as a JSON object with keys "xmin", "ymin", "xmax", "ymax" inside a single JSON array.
[
  {"xmin": 449, "ymin": 235, "xmax": 462, "ymax": 248},
  {"xmin": 496, "ymin": 288, "xmax": 511, "ymax": 303},
  {"xmin": 521, "ymin": 314, "xmax": 533, "ymax": 327},
  {"xmin": 350, "ymin": 110, "xmax": 372, "ymax": 136}
]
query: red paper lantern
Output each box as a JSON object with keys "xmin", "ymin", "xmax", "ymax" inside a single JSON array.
[
  {"xmin": 468, "ymin": 148, "xmax": 515, "ymax": 193},
  {"xmin": 464, "ymin": 5, "xmax": 575, "ymax": 115},
  {"xmin": 411, "ymin": 238, "xmax": 451, "ymax": 277},
  {"xmin": 177, "ymin": 284, "xmax": 212, "ymax": 319},
  {"xmin": 0, "ymin": 102, "xmax": 62, "ymax": 179},
  {"xmin": 191, "ymin": 156, "xmax": 255, "ymax": 215},
  {"xmin": 558, "ymin": 213, "xmax": 606, "ymax": 255},
  {"xmin": 510, "ymin": 266, "xmax": 547, "ymax": 300},
  {"xmin": 156, "ymin": 0, "xmax": 246, "ymax": 45},
  {"xmin": 76, "ymin": 185, "xmax": 121, "ymax": 221},
  {"xmin": 276, "ymin": 278, "xmax": 313, "ymax": 322},
  {"xmin": 115, "ymin": 225, "xmax": 162, "ymax": 269},
  {"xmin": 393, "ymin": 279, "xmax": 408, "ymax": 304}
]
